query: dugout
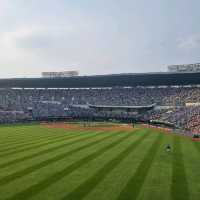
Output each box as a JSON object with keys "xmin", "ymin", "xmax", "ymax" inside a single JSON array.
[{"xmin": 88, "ymin": 104, "xmax": 155, "ymax": 114}]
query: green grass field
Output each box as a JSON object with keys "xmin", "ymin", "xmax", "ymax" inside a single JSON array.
[{"xmin": 0, "ymin": 124, "xmax": 200, "ymax": 200}]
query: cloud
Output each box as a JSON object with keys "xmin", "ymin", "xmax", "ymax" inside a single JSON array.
[
  {"xmin": 177, "ymin": 34, "xmax": 200, "ymax": 49},
  {"xmin": 0, "ymin": 0, "xmax": 200, "ymax": 78}
]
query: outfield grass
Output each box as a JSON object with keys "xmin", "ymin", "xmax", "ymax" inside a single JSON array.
[{"xmin": 0, "ymin": 125, "xmax": 199, "ymax": 200}]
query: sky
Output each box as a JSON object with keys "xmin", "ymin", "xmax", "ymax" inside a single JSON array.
[{"xmin": 0, "ymin": 0, "xmax": 200, "ymax": 78}]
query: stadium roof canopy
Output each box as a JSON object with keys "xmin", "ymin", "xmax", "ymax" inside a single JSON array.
[
  {"xmin": 0, "ymin": 72, "xmax": 200, "ymax": 88},
  {"xmin": 88, "ymin": 104, "xmax": 155, "ymax": 112}
]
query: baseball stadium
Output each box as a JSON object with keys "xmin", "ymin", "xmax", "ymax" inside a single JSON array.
[
  {"xmin": 0, "ymin": 70, "xmax": 200, "ymax": 200},
  {"xmin": 1, "ymin": 0, "xmax": 200, "ymax": 199}
]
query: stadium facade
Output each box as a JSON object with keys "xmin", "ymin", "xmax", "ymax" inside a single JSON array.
[{"xmin": 0, "ymin": 72, "xmax": 200, "ymax": 88}]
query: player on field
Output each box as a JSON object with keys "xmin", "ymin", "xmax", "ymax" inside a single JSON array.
[{"xmin": 165, "ymin": 144, "xmax": 171, "ymax": 152}]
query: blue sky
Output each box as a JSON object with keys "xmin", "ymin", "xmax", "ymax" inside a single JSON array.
[{"xmin": 0, "ymin": 0, "xmax": 200, "ymax": 77}]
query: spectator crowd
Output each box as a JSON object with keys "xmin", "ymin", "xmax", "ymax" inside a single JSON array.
[{"xmin": 0, "ymin": 86, "xmax": 200, "ymax": 133}]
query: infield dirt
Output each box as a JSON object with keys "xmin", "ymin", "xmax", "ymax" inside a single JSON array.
[{"xmin": 41, "ymin": 122, "xmax": 136, "ymax": 132}]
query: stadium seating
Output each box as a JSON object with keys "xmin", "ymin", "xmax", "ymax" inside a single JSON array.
[{"xmin": 0, "ymin": 87, "xmax": 200, "ymax": 133}]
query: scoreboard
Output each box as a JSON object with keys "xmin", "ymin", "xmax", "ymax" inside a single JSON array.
[
  {"xmin": 42, "ymin": 71, "xmax": 79, "ymax": 78},
  {"xmin": 168, "ymin": 63, "xmax": 200, "ymax": 73}
]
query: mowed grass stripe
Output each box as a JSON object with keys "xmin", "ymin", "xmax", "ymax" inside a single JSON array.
[
  {"xmin": 0, "ymin": 130, "xmax": 96, "ymax": 158},
  {"xmin": 62, "ymin": 130, "xmax": 150, "ymax": 200},
  {"xmin": 0, "ymin": 127, "xmax": 36, "ymax": 138},
  {"xmin": 136, "ymin": 133, "xmax": 173, "ymax": 200},
  {"xmin": 0, "ymin": 126, "xmax": 75, "ymax": 145},
  {"xmin": 171, "ymin": 135, "xmax": 189, "ymax": 200},
  {"xmin": 0, "ymin": 131, "xmax": 105, "ymax": 169},
  {"xmin": 0, "ymin": 128, "xmax": 93, "ymax": 151},
  {"xmin": 0, "ymin": 131, "xmax": 61, "ymax": 147},
  {"xmin": 0, "ymin": 131, "xmax": 81, "ymax": 153},
  {"xmin": 5, "ymin": 130, "xmax": 141, "ymax": 200},
  {"xmin": 0, "ymin": 127, "xmax": 50, "ymax": 142},
  {"xmin": 0, "ymin": 127, "xmax": 95, "ymax": 144},
  {"xmin": 0, "ymin": 133, "xmax": 81, "ymax": 157},
  {"xmin": 193, "ymin": 140, "xmax": 200, "ymax": 154},
  {"xmin": 0, "ymin": 128, "xmax": 76, "ymax": 147},
  {"xmin": 181, "ymin": 138, "xmax": 200, "ymax": 200},
  {"xmin": 117, "ymin": 132, "xmax": 164, "ymax": 200},
  {"xmin": 0, "ymin": 130, "xmax": 66, "ymax": 147},
  {"xmin": 0, "ymin": 134, "xmax": 52, "ymax": 147},
  {"xmin": 0, "ymin": 131, "xmax": 39, "ymax": 144},
  {"xmin": 0, "ymin": 134, "xmax": 63, "ymax": 149},
  {"xmin": 0, "ymin": 130, "xmax": 124, "ymax": 187}
]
